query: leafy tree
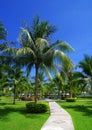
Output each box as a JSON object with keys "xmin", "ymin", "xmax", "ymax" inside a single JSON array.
[
  {"xmin": 0, "ymin": 21, "xmax": 7, "ymax": 51},
  {"xmin": 7, "ymin": 66, "xmax": 24, "ymax": 104},
  {"xmin": 79, "ymin": 55, "xmax": 92, "ymax": 77},
  {"xmin": 0, "ymin": 21, "xmax": 7, "ymax": 41},
  {"xmin": 79, "ymin": 55, "xmax": 92, "ymax": 90},
  {"xmin": 0, "ymin": 21, "xmax": 8, "ymax": 92},
  {"xmin": 5, "ymin": 16, "xmax": 73, "ymax": 103},
  {"xmin": 53, "ymin": 73, "xmax": 64, "ymax": 99},
  {"xmin": 67, "ymin": 71, "xmax": 88, "ymax": 97},
  {"xmin": 56, "ymin": 57, "xmax": 74, "ymax": 97},
  {"xmin": 17, "ymin": 77, "xmax": 31, "ymax": 95}
]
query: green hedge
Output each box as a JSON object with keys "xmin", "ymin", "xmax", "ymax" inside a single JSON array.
[
  {"xmin": 26, "ymin": 102, "xmax": 49, "ymax": 113},
  {"xmin": 78, "ymin": 96, "xmax": 92, "ymax": 98},
  {"xmin": 66, "ymin": 98, "xmax": 76, "ymax": 102}
]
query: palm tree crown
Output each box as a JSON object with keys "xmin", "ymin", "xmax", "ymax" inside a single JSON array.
[{"xmin": 79, "ymin": 55, "xmax": 92, "ymax": 77}]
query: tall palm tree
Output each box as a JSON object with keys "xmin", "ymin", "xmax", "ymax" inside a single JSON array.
[
  {"xmin": 53, "ymin": 73, "xmax": 64, "ymax": 99},
  {"xmin": 79, "ymin": 55, "xmax": 92, "ymax": 77},
  {"xmin": 57, "ymin": 57, "xmax": 74, "ymax": 97},
  {"xmin": 79, "ymin": 55, "xmax": 92, "ymax": 90},
  {"xmin": 8, "ymin": 66, "xmax": 24, "ymax": 104},
  {"xmin": 0, "ymin": 21, "xmax": 8, "ymax": 89},
  {"xmin": 5, "ymin": 16, "xmax": 74, "ymax": 103},
  {"xmin": 68, "ymin": 71, "xmax": 88, "ymax": 97},
  {"xmin": 0, "ymin": 21, "xmax": 7, "ymax": 41},
  {"xmin": 0, "ymin": 21, "xmax": 7, "ymax": 51}
]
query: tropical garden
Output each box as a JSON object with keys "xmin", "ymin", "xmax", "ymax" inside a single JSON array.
[{"xmin": 0, "ymin": 16, "xmax": 92, "ymax": 130}]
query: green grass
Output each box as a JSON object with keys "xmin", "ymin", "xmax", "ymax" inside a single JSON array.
[
  {"xmin": 57, "ymin": 99, "xmax": 92, "ymax": 130},
  {"xmin": 0, "ymin": 97, "xmax": 49, "ymax": 130}
]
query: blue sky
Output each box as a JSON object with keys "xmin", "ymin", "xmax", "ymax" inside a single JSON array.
[{"xmin": 0, "ymin": 0, "xmax": 92, "ymax": 66}]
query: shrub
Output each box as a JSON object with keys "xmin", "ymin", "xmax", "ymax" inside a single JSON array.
[
  {"xmin": 78, "ymin": 96, "xmax": 92, "ymax": 98},
  {"xmin": 26, "ymin": 102, "xmax": 49, "ymax": 113},
  {"xmin": 66, "ymin": 98, "xmax": 76, "ymax": 102}
]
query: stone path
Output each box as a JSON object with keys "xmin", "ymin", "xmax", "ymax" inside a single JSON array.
[{"xmin": 41, "ymin": 101, "xmax": 74, "ymax": 130}]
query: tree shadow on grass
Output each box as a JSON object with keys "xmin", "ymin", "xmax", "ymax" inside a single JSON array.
[
  {"xmin": 62, "ymin": 104, "xmax": 92, "ymax": 117},
  {"xmin": 0, "ymin": 102, "xmax": 48, "ymax": 121},
  {"xmin": 0, "ymin": 105, "xmax": 25, "ymax": 121},
  {"xmin": 0, "ymin": 102, "xmax": 13, "ymax": 106}
]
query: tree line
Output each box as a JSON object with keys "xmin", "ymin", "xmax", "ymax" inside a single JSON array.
[{"xmin": 0, "ymin": 16, "xmax": 92, "ymax": 104}]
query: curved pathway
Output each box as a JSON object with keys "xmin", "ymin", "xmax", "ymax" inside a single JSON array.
[{"xmin": 41, "ymin": 100, "xmax": 74, "ymax": 130}]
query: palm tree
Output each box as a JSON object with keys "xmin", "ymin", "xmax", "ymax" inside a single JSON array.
[
  {"xmin": 79, "ymin": 55, "xmax": 92, "ymax": 77},
  {"xmin": 57, "ymin": 57, "xmax": 74, "ymax": 97},
  {"xmin": 0, "ymin": 21, "xmax": 7, "ymax": 40},
  {"xmin": 8, "ymin": 66, "xmax": 24, "ymax": 104},
  {"xmin": 79, "ymin": 55, "xmax": 92, "ymax": 90},
  {"xmin": 0, "ymin": 21, "xmax": 7, "ymax": 51},
  {"xmin": 18, "ymin": 16, "xmax": 74, "ymax": 103},
  {"xmin": 68, "ymin": 71, "xmax": 88, "ymax": 97},
  {"xmin": 0, "ymin": 66, "xmax": 9, "ymax": 94},
  {"xmin": 5, "ymin": 16, "xmax": 74, "ymax": 103},
  {"xmin": 0, "ymin": 21, "xmax": 8, "ymax": 90},
  {"xmin": 53, "ymin": 73, "xmax": 64, "ymax": 99}
]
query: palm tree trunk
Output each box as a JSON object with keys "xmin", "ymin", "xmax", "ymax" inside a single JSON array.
[
  {"xmin": 70, "ymin": 92, "xmax": 73, "ymax": 98},
  {"xmin": 91, "ymin": 78, "xmax": 92, "ymax": 90},
  {"xmin": 58, "ymin": 87, "xmax": 61, "ymax": 99},
  {"xmin": 34, "ymin": 64, "xmax": 39, "ymax": 103},
  {"xmin": 13, "ymin": 84, "xmax": 16, "ymax": 104}
]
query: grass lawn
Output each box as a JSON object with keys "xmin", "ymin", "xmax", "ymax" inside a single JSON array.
[
  {"xmin": 57, "ymin": 99, "xmax": 92, "ymax": 130},
  {"xmin": 0, "ymin": 97, "xmax": 49, "ymax": 130}
]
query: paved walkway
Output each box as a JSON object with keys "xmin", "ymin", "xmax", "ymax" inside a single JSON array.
[{"xmin": 41, "ymin": 100, "xmax": 74, "ymax": 130}]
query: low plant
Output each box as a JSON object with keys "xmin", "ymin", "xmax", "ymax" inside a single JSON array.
[
  {"xmin": 26, "ymin": 101, "xmax": 49, "ymax": 113},
  {"xmin": 66, "ymin": 98, "xmax": 76, "ymax": 102}
]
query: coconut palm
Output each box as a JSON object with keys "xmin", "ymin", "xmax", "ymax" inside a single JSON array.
[
  {"xmin": 79, "ymin": 55, "xmax": 92, "ymax": 77},
  {"xmin": 56, "ymin": 57, "xmax": 74, "ymax": 97},
  {"xmin": 53, "ymin": 73, "xmax": 64, "ymax": 99},
  {"xmin": 7, "ymin": 66, "xmax": 24, "ymax": 104},
  {"xmin": 0, "ymin": 21, "xmax": 8, "ymax": 89},
  {"xmin": 68, "ymin": 71, "xmax": 88, "ymax": 97},
  {"xmin": 79, "ymin": 55, "xmax": 92, "ymax": 90},
  {"xmin": 5, "ymin": 16, "xmax": 74, "ymax": 103},
  {"xmin": 0, "ymin": 21, "xmax": 7, "ymax": 51},
  {"xmin": 18, "ymin": 16, "xmax": 74, "ymax": 102},
  {"xmin": 0, "ymin": 21, "xmax": 7, "ymax": 40}
]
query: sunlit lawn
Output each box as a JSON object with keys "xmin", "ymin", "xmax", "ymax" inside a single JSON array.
[
  {"xmin": 57, "ymin": 99, "xmax": 92, "ymax": 130},
  {"xmin": 0, "ymin": 96, "xmax": 49, "ymax": 130}
]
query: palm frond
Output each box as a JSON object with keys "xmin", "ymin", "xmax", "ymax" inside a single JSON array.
[
  {"xmin": 32, "ymin": 16, "xmax": 56, "ymax": 39},
  {"xmin": 42, "ymin": 64, "xmax": 53, "ymax": 81},
  {"xmin": 0, "ymin": 42, "xmax": 7, "ymax": 51},
  {"xmin": 3, "ymin": 47, "xmax": 17, "ymax": 56},
  {"xmin": 51, "ymin": 40, "xmax": 74, "ymax": 52},
  {"xmin": 17, "ymin": 47, "xmax": 36, "ymax": 58},
  {"xmin": 35, "ymin": 38, "xmax": 48, "ymax": 51},
  {"xmin": 79, "ymin": 55, "xmax": 92, "ymax": 77},
  {"xmin": 44, "ymin": 41, "xmax": 74, "ymax": 57},
  {"xmin": 0, "ymin": 21, "xmax": 7, "ymax": 40},
  {"xmin": 20, "ymin": 28, "xmax": 35, "ymax": 49},
  {"xmin": 54, "ymin": 50, "xmax": 67, "ymax": 60},
  {"xmin": 26, "ymin": 63, "xmax": 33, "ymax": 77}
]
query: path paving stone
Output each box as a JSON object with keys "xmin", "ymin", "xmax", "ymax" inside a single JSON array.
[{"xmin": 41, "ymin": 101, "xmax": 74, "ymax": 130}]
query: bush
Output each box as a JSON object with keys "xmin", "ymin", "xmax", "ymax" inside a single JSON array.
[
  {"xmin": 66, "ymin": 98, "xmax": 76, "ymax": 102},
  {"xmin": 78, "ymin": 96, "xmax": 92, "ymax": 98},
  {"xmin": 26, "ymin": 102, "xmax": 49, "ymax": 113}
]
